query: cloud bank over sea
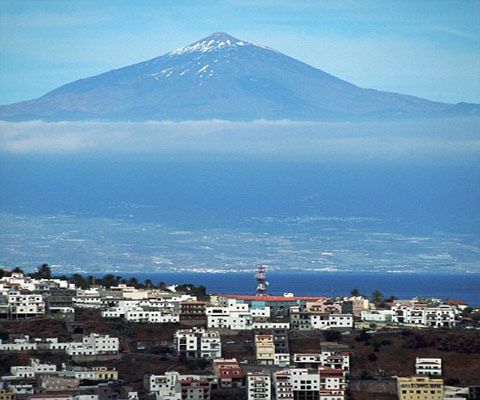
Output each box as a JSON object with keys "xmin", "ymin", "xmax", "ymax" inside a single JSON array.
[{"xmin": 1, "ymin": 118, "xmax": 479, "ymax": 162}]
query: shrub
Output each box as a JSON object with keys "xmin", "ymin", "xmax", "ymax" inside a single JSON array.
[{"xmin": 324, "ymin": 330, "xmax": 342, "ymax": 342}]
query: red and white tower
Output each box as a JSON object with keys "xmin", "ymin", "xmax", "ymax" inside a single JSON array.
[{"xmin": 255, "ymin": 265, "xmax": 269, "ymax": 296}]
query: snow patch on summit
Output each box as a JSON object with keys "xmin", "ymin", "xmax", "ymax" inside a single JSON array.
[{"xmin": 169, "ymin": 38, "xmax": 248, "ymax": 56}]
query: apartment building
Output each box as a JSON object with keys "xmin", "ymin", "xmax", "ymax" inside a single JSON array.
[
  {"xmin": 180, "ymin": 301, "xmax": 207, "ymax": 321},
  {"xmin": 392, "ymin": 303, "xmax": 460, "ymax": 328},
  {"xmin": 292, "ymin": 354, "xmax": 323, "ymax": 369},
  {"xmin": 320, "ymin": 343, "xmax": 350, "ymax": 373},
  {"xmin": 319, "ymin": 369, "xmax": 345, "ymax": 400},
  {"xmin": 397, "ymin": 376, "xmax": 444, "ymax": 400},
  {"xmin": 174, "ymin": 327, "xmax": 221, "ymax": 359},
  {"xmin": 273, "ymin": 368, "xmax": 345, "ymax": 400},
  {"xmin": 144, "ymin": 372, "xmax": 216, "ymax": 400},
  {"xmin": 213, "ymin": 359, "xmax": 244, "ymax": 388},
  {"xmin": 273, "ymin": 368, "xmax": 319, "ymax": 400},
  {"xmin": 254, "ymin": 330, "xmax": 290, "ymax": 367},
  {"xmin": 290, "ymin": 309, "xmax": 353, "ymax": 331},
  {"xmin": 255, "ymin": 335, "xmax": 275, "ymax": 366},
  {"xmin": 293, "ymin": 352, "xmax": 349, "ymax": 373},
  {"xmin": 179, "ymin": 378, "xmax": 211, "ymax": 400},
  {"xmin": 4, "ymin": 292, "xmax": 45, "ymax": 318},
  {"xmin": 124, "ymin": 308, "xmax": 180, "ymax": 324},
  {"xmin": 207, "ymin": 299, "xmax": 268, "ymax": 330},
  {"xmin": 247, "ymin": 373, "xmax": 271, "ymax": 400},
  {"xmin": 415, "ymin": 358, "xmax": 442, "ymax": 376},
  {"xmin": 144, "ymin": 372, "xmax": 182, "ymax": 400}
]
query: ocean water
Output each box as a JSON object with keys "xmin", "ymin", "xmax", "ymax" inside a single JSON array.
[
  {"xmin": 118, "ymin": 272, "xmax": 480, "ymax": 306},
  {"xmin": 1, "ymin": 155, "xmax": 479, "ymax": 233},
  {"xmin": 1, "ymin": 155, "xmax": 480, "ymax": 301}
]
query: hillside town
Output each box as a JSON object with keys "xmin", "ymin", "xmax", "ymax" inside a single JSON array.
[{"xmin": 0, "ymin": 265, "xmax": 479, "ymax": 400}]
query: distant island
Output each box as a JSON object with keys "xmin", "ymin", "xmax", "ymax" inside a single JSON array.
[{"xmin": 1, "ymin": 32, "xmax": 478, "ymax": 122}]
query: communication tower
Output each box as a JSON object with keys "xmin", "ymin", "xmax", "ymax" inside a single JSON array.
[{"xmin": 255, "ymin": 265, "xmax": 269, "ymax": 296}]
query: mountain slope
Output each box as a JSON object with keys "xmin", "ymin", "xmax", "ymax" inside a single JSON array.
[{"xmin": 0, "ymin": 32, "xmax": 474, "ymax": 122}]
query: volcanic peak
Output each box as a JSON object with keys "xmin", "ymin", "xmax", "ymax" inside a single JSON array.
[{"xmin": 168, "ymin": 31, "xmax": 264, "ymax": 56}]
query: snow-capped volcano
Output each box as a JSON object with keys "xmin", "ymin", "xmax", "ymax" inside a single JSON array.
[
  {"xmin": 168, "ymin": 32, "xmax": 254, "ymax": 55},
  {"xmin": 0, "ymin": 32, "xmax": 476, "ymax": 122}
]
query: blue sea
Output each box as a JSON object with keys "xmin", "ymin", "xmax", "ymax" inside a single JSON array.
[
  {"xmin": 118, "ymin": 272, "xmax": 480, "ymax": 306},
  {"xmin": 2, "ymin": 155, "xmax": 480, "ymax": 306}
]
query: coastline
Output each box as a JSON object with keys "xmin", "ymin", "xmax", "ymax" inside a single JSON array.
[{"xmin": 114, "ymin": 271, "xmax": 480, "ymax": 306}]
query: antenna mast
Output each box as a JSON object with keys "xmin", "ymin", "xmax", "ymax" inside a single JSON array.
[{"xmin": 255, "ymin": 265, "xmax": 269, "ymax": 296}]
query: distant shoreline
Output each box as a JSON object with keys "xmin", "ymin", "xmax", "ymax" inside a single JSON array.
[{"xmin": 104, "ymin": 271, "xmax": 480, "ymax": 306}]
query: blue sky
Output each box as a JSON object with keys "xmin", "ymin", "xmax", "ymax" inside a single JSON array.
[{"xmin": 0, "ymin": 0, "xmax": 479, "ymax": 105}]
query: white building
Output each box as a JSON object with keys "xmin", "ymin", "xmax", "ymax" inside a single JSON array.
[
  {"xmin": 73, "ymin": 289, "xmax": 104, "ymax": 309},
  {"xmin": 6, "ymin": 292, "xmax": 46, "ymax": 317},
  {"xmin": 206, "ymin": 299, "xmax": 271, "ymax": 330},
  {"xmin": 9, "ymin": 358, "xmax": 56, "ymax": 379},
  {"xmin": 247, "ymin": 373, "xmax": 271, "ymax": 400},
  {"xmin": 392, "ymin": 304, "xmax": 459, "ymax": 328},
  {"xmin": 274, "ymin": 369, "xmax": 319, "ymax": 400},
  {"xmin": 144, "ymin": 372, "xmax": 216, "ymax": 400},
  {"xmin": 291, "ymin": 309, "xmax": 354, "ymax": 331},
  {"xmin": 360, "ymin": 310, "xmax": 393, "ymax": 323},
  {"xmin": 100, "ymin": 296, "xmax": 194, "ymax": 324},
  {"xmin": 425, "ymin": 306, "xmax": 460, "ymax": 328},
  {"xmin": 415, "ymin": 358, "xmax": 442, "ymax": 376},
  {"xmin": 293, "ymin": 352, "xmax": 350, "ymax": 373},
  {"xmin": 174, "ymin": 327, "xmax": 221, "ymax": 359},
  {"xmin": 124, "ymin": 308, "xmax": 180, "ymax": 324},
  {"xmin": 66, "ymin": 333, "xmax": 119, "ymax": 356},
  {"xmin": 145, "ymin": 372, "xmax": 182, "ymax": 399},
  {"xmin": 0, "ymin": 335, "xmax": 37, "ymax": 351}
]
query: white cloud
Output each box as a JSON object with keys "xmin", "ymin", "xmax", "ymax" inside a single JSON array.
[{"xmin": 0, "ymin": 119, "xmax": 479, "ymax": 162}]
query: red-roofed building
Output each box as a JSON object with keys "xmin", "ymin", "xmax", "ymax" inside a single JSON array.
[
  {"xmin": 213, "ymin": 359, "xmax": 244, "ymax": 388},
  {"xmin": 319, "ymin": 368, "xmax": 346, "ymax": 400},
  {"xmin": 180, "ymin": 378, "xmax": 211, "ymax": 400}
]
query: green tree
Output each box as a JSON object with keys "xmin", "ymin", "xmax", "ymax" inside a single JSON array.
[
  {"xmin": 350, "ymin": 289, "xmax": 360, "ymax": 297},
  {"xmin": 70, "ymin": 273, "xmax": 88, "ymax": 289},
  {"xmin": 371, "ymin": 290, "xmax": 385, "ymax": 307},
  {"xmin": 32, "ymin": 263, "xmax": 51, "ymax": 279},
  {"xmin": 127, "ymin": 277, "xmax": 139, "ymax": 288},
  {"xmin": 11, "ymin": 267, "xmax": 24, "ymax": 275},
  {"xmin": 100, "ymin": 274, "xmax": 118, "ymax": 288},
  {"xmin": 144, "ymin": 279, "xmax": 153, "ymax": 288}
]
